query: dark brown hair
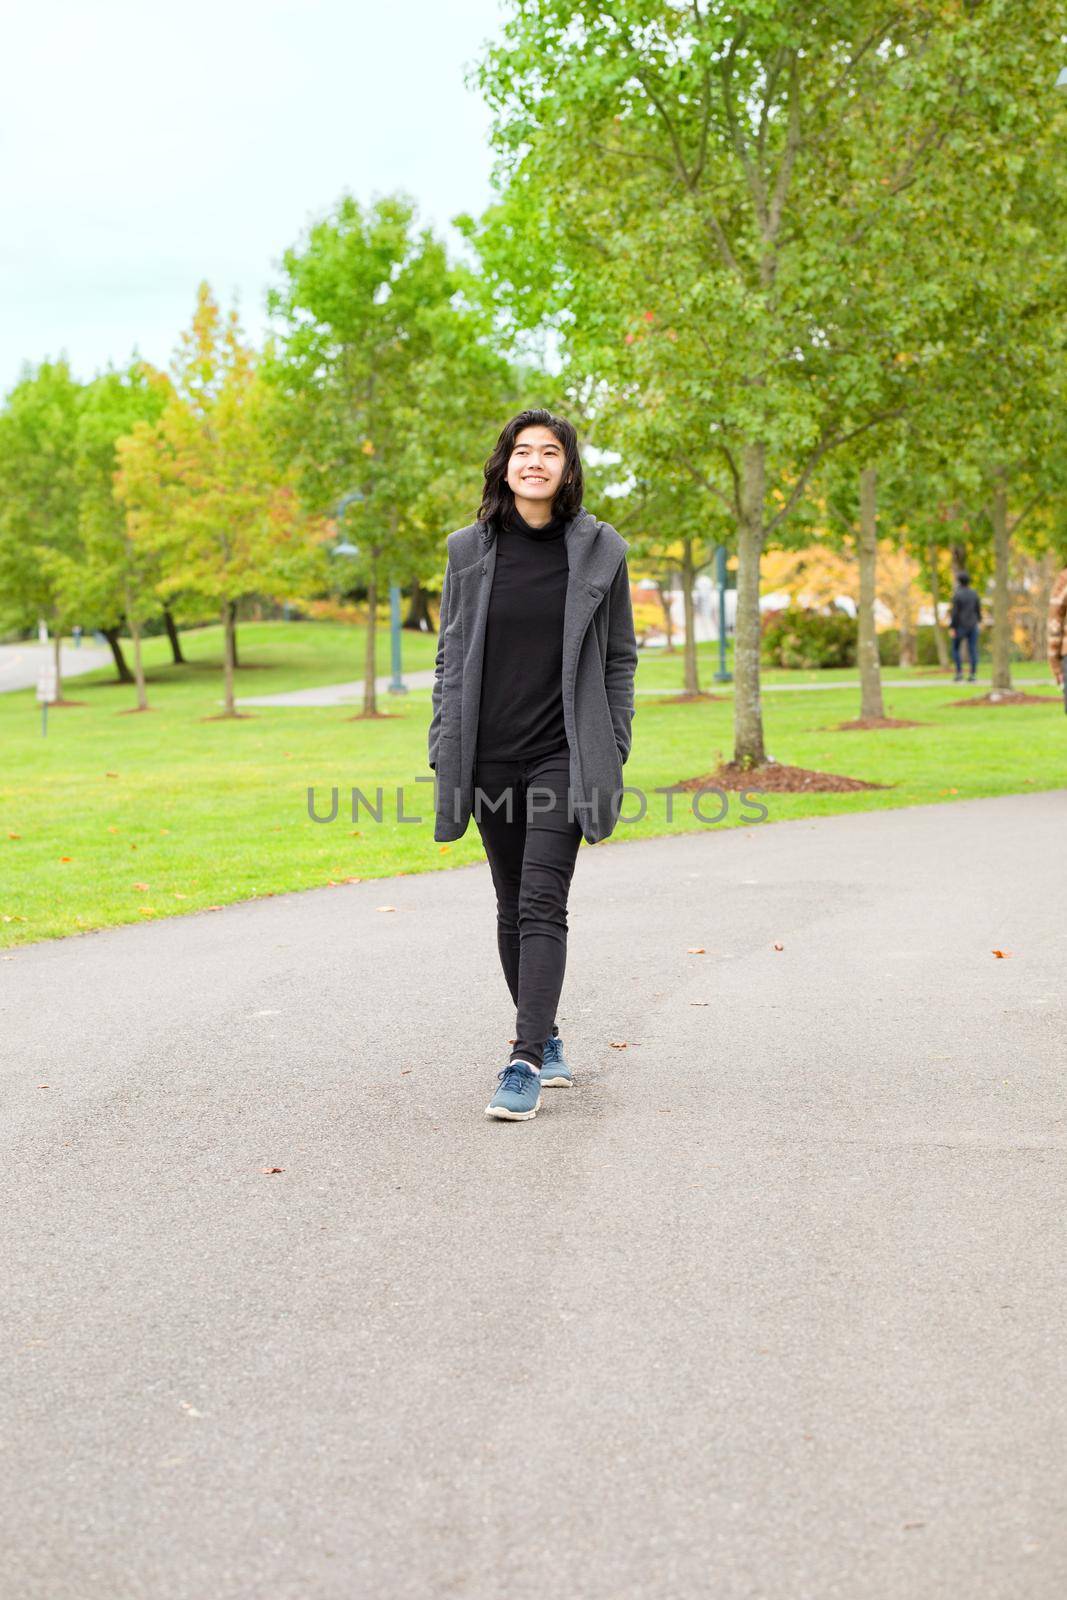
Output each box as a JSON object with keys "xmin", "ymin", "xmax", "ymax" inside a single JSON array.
[{"xmin": 477, "ymin": 409, "xmax": 584, "ymax": 539}]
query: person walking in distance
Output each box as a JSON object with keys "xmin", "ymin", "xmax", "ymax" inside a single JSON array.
[
  {"xmin": 427, "ymin": 409, "xmax": 639, "ymax": 1121},
  {"xmin": 949, "ymin": 570, "xmax": 982, "ymax": 683},
  {"xmin": 1048, "ymin": 563, "xmax": 1067, "ymax": 713}
]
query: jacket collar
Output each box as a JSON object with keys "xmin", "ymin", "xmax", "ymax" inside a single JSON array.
[{"xmin": 452, "ymin": 508, "xmax": 625, "ymax": 594}]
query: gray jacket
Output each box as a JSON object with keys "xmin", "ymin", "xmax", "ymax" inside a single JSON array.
[{"xmin": 428, "ymin": 508, "xmax": 638, "ymax": 845}]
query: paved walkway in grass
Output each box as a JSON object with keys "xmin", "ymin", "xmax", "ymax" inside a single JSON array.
[
  {"xmin": 233, "ymin": 668, "xmax": 1027, "ymax": 708},
  {"xmin": 0, "ymin": 641, "xmax": 112, "ymax": 693},
  {"xmin": 3, "ymin": 790, "xmax": 1066, "ymax": 1597}
]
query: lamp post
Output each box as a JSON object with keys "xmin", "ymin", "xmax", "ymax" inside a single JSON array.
[
  {"xmin": 713, "ymin": 543, "xmax": 733, "ymax": 683},
  {"xmin": 329, "ymin": 490, "xmax": 406, "ymax": 694}
]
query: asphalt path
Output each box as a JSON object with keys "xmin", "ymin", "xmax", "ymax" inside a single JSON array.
[
  {"xmin": 3, "ymin": 790, "xmax": 1066, "ymax": 1598},
  {"xmin": 0, "ymin": 641, "xmax": 112, "ymax": 693},
  {"xmin": 233, "ymin": 668, "xmax": 1041, "ymax": 708}
]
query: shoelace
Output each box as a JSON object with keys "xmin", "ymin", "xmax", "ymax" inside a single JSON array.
[
  {"xmin": 542, "ymin": 1037, "xmax": 562, "ymax": 1065},
  {"xmin": 498, "ymin": 1064, "xmax": 535, "ymax": 1094}
]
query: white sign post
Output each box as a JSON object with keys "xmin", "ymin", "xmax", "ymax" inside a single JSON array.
[{"xmin": 37, "ymin": 662, "xmax": 57, "ymax": 736}]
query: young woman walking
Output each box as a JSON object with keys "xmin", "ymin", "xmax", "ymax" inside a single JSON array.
[{"xmin": 428, "ymin": 409, "xmax": 638, "ymax": 1122}]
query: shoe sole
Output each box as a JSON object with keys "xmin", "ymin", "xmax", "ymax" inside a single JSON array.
[
  {"xmin": 539, "ymin": 1074, "xmax": 572, "ymax": 1087},
  {"xmin": 485, "ymin": 1096, "xmax": 542, "ymax": 1120}
]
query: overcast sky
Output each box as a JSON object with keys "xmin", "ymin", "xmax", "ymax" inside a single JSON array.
[{"xmin": 2, "ymin": 0, "xmax": 505, "ymax": 397}]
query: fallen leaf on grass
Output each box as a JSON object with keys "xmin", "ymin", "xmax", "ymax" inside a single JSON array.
[
  {"xmin": 133, "ymin": 882, "xmax": 150, "ymax": 892},
  {"xmin": 138, "ymin": 908, "xmax": 157, "ymax": 917},
  {"xmin": 8, "ymin": 833, "xmax": 19, "ymax": 840},
  {"xmin": 105, "ymin": 772, "xmax": 119, "ymax": 778},
  {"xmin": 59, "ymin": 856, "xmax": 71, "ymax": 863},
  {"xmin": 173, "ymin": 892, "xmax": 187, "ymax": 900}
]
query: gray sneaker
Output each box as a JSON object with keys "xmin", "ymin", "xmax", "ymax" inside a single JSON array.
[
  {"xmin": 539, "ymin": 1034, "xmax": 573, "ymax": 1087},
  {"xmin": 485, "ymin": 1061, "xmax": 542, "ymax": 1120}
]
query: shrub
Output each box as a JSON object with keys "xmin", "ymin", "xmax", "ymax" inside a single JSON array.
[
  {"xmin": 876, "ymin": 626, "xmax": 942, "ymax": 667},
  {"xmin": 761, "ymin": 606, "xmax": 857, "ymax": 669}
]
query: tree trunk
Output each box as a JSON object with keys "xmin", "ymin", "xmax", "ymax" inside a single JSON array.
[
  {"xmin": 898, "ymin": 603, "xmax": 916, "ymax": 668},
  {"xmin": 990, "ymin": 470, "xmax": 1012, "ymax": 694},
  {"xmin": 926, "ymin": 542, "xmax": 949, "ymax": 668},
  {"xmin": 102, "ymin": 626, "xmax": 134, "ymax": 682},
  {"xmin": 52, "ymin": 629, "xmax": 65, "ymax": 702},
  {"xmin": 221, "ymin": 601, "xmax": 236, "ymax": 715},
  {"xmin": 680, "ymin": 539, "xmax": 699, "ymax": 694},
  {"xmin": 163, "ymin": 607, "xmax": 185, "ymax": 664},
  {"xmin": 950, "ymin": 541, "xmax": 968, "ymax": 584},
  {"xmin": 228, "ymin": 599, "xmax": 239, "ymax": 669},
  {"xmin": 123, "ymin": 581, "xmax": 148, "ymax": 711},
  {"xmin": 857, "ymin": 467, "xmax": 885, "ymax": 719},
  {"xmin": 404, "ymin": 580, "xmax": 432, "ymax": 631},
  {"xmin": 363, "ymin": 571, "xmax": 378, "ymax": 714},
  {"xmin": 657, "ymin": 577, "xmax": 676, "ymax": 651},
  {"xmin": 733, "ymin": 441, "xmax": 767, "ymax": 766}
]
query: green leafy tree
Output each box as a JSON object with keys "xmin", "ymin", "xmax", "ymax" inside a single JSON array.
[
  {"xmin": 0, "ymin": 358, "xmax": 84, "ymax": 698},
  {"xmin": 263, "ymin": 192, "xmax": 517, "ymax": 715},
  {"xmin": 468, "ymin": 0, "xmax": 1064, "ymax": 763},
  {"xmin": 74, "ymin": 361, "xmax": 171, "ymax": 702}
]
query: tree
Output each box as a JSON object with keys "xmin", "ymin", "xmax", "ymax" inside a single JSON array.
[
  {"xmin": 115, "ymin": 283, "xmax": 327, "ymax": 718},
  {"xmin": 263, "ymin": 192, "xmax": 517, "ymax": 716},
  {"xmin": 74, "ymin": 361, "xmax": 170, "ymax": 705},
  {"xmin": 468, "ymin": 0, "xmax": 1064, "ymax": 762},
  {"xmin": 0, "ymin": 358, "xmax": 84, "ymax": 699}
]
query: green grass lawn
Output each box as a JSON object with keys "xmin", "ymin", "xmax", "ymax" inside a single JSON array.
[{"xmin": 2, "ymin": 621, "xmax": 1063, "ymax": 948}]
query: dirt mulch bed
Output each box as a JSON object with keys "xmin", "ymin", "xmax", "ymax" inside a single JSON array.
[
  {"xmin": 829, "ymin": 716, "xmax": 929, "ymax": 732},
  {"xmin": 675, "ymin": 761, "xmax": 891, "ymax": 794},
  {"xmin": 949, "ymin": 691, "xmax": 1061, "ymax": 708},
  {"xmin": 656, "ymin": 691, "xmax": 731, "ymax": 704}
]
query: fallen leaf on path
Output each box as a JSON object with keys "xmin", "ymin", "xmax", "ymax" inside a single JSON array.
[
  {"xmin": 262, "ymin": 1166, "xmax": 284, "ymax": 1174},
  {"xmin": 689, "ymin": 1001, "xmax": 709, "ymax": 1007},
  {"xmin": 609, "ymin": 1041, "xmax": 628, "ymax": 1050},
  {"xmin": 377, "ymin": 905, "xmax": 397, "ymax": 913},
  {"xmin": 686, "ymin": 946, "xmax": 705, "ymax": 954},
  {"xmin": 773, "ymin": 942, "xmax": 784, "ymax": 951},
  {"xmin": 992, "ymin": 949, "xmax": 1013, "ymax": 959}
]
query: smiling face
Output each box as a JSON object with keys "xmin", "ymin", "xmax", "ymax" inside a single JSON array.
[{"xmin": 506, "ymin": 425, "xmax": 567, "ymax": 523}]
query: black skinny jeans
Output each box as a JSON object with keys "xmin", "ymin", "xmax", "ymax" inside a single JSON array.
[{"xmin": 472, "ymin": 747, "xmax": 583, "ymax": 1071}]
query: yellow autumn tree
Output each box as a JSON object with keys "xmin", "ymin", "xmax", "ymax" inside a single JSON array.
[{"xmin": 115, "ymin": 282, "xmax": 328, "ymax": 717}]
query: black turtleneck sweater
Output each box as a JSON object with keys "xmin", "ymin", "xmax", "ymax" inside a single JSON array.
[{"xmin": 475, "ymin": 501, "xmax": 571, "ymax": 765}]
